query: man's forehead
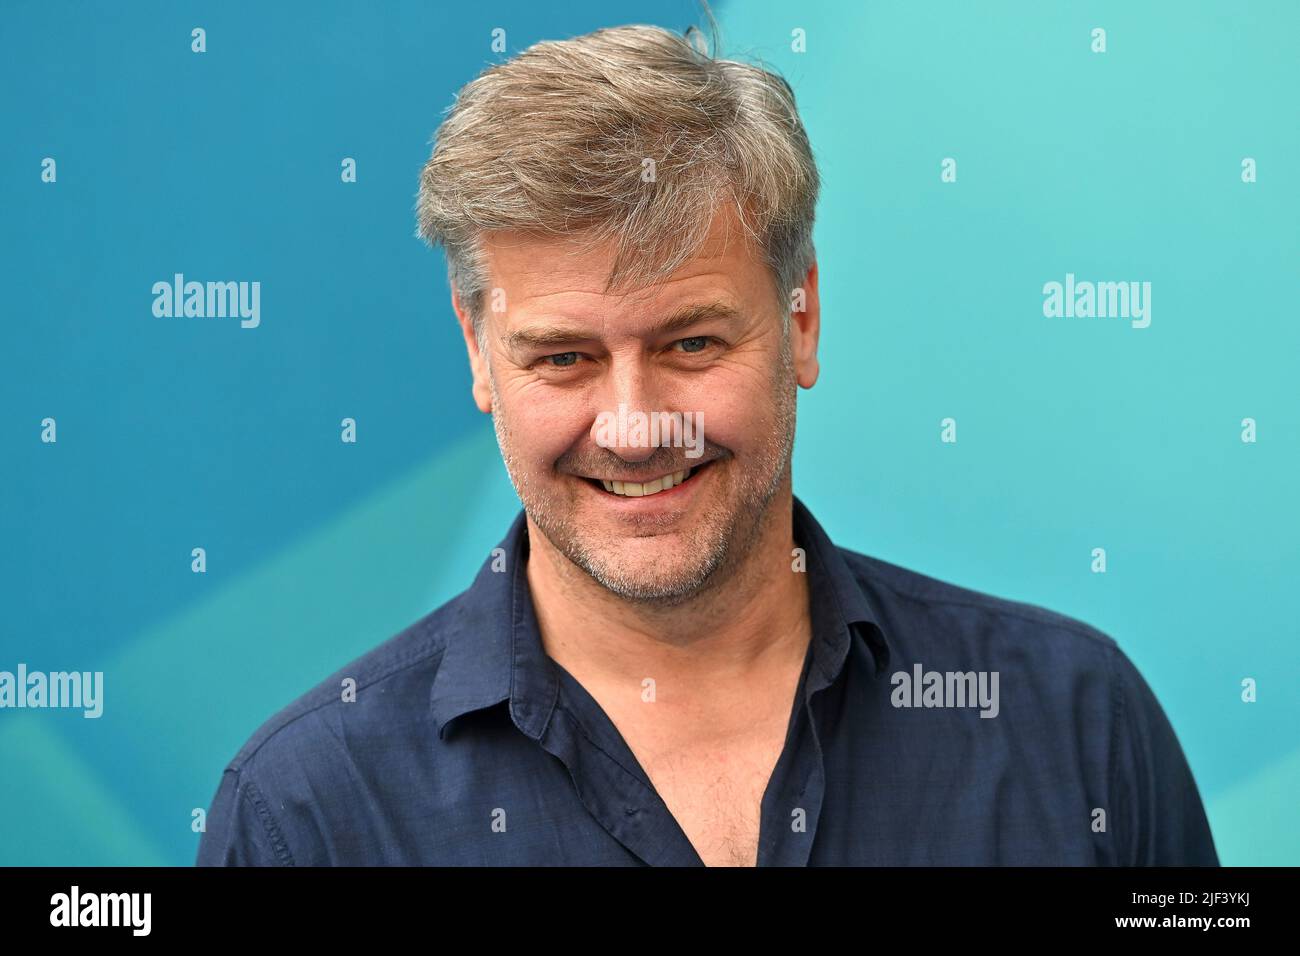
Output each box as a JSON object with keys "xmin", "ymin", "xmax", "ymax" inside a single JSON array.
[{"xmin": 479, "ymin": 203, "xmax": 762, "ymax": 315}]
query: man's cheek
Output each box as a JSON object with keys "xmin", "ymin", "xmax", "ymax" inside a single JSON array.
[
  {"xmin": 695, "ymin": 398, "xmax": 751, "ymax": 446},
  {"xmin": 529, "ymin": 438, "xmax": 575, "ymax": 474},
  {"xmin": 508, "ymin": 402, "xmax": 586, "ymax": 455}
]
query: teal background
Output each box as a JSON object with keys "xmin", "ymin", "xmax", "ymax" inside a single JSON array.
[{"xmin": 1, "ymin": 0, "xmax": 1295, "ymax": 865}]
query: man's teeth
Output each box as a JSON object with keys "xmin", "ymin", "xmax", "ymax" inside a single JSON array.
[{"xmin": 600, "ymin": 468, "xmax": 691, "ymax": 497}]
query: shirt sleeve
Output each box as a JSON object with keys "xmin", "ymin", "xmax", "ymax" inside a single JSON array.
[
  {"xmin": 195, "ymin": 766, "xmax": 295, "ymax": 866},
  {"xmin": 1107, "ymin": 643, "xmax": 1219, "ymax": 865}
]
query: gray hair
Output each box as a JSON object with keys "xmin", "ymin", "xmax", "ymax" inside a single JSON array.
[{"xmin": 415, "ymin": 20, "xmax": 820, "ymax": 335}]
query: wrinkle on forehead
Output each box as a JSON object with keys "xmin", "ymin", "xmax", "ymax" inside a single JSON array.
[
  {"xmin": 482, "ymin": 201, "xmax": 764, "ymax": 305},
  {"xmin": 481, "ymin": 206, "xmax": 774, "ymax": 340}
]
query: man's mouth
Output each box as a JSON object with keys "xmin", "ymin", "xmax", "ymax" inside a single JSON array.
[{"xmin": 579, "ymin": 460, "xmax": 714, "ymax": 498}]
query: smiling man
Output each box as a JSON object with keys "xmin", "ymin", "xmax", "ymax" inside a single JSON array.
[{"xmin": 197, "ymin": 23, "xmax": 1218, "ymax": 867}]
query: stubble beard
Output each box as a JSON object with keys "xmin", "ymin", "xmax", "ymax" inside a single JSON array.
[{"xmin": 489, "ymin": 335, "xmax": 797, "ymax": 607}]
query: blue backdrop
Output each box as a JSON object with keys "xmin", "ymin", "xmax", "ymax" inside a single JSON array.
[{"xmin": 1, "ymin": 0, "xmax": 1295, "ymax": 865}]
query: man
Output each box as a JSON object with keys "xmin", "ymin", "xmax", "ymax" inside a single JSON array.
[{"xmin": 197, "ymin": 23, "xmax": 1217, "ymax": 866}]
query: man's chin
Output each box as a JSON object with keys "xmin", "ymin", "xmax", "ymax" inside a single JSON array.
[
  {"xmin": 520, "ymin": 459, "xmax": 768, "ymax": 603},
  {"xmin": 567, "ymin": 538, "xmax": 725, "ymax": 605}
]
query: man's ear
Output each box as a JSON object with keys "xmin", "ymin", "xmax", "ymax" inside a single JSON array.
[
  {"xmin": 790, "ymin": 260, "xmax": 821, "ymax": 389},
  {"xmin": 451, "ymin": 288, "xmax": 493, "ymax": 414}
]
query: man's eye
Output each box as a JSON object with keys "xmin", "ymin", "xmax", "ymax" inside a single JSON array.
[
  {"xmin": 675, "ymin": 336, "xmax": 710, "ymax": 353},
  {"xmin": 544, "ymin": 352, "xmax": 579, "ymax": 367}
]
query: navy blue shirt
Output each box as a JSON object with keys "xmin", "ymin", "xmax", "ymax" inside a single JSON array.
[{"xmin": 196, "ymin": 497, "xmax": 1218, "ymax": 866}]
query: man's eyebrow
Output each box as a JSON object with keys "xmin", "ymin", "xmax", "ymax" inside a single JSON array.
[
  {"xmin": 503, "ymin": 301, "xmax": 742, "ymax": 353},
  {"xmin": 648, "ymin": 301, "xmax": 742, "ymax": 337},
  {"xmin": 502, "ymin": 326, "xmax": 590, "ymax": 352}
]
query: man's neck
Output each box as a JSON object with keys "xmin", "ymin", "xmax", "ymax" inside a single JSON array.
[{"xmin": 524, "ymin": 489, "xmax": 812, "ymax": 703}]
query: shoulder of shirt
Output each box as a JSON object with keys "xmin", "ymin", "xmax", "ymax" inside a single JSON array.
[
  {"xmin": 217, "ymin": 586, "xmax": 479, "ymax": 775},
  {"xmin": 834, "ymin": 543, "xmax": 1121, "ymax": 657}
]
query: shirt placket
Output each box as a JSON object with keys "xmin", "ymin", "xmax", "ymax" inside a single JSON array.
[{"xmin": 538, "ymin": 677, "xmax": 706, "ymax": 866}]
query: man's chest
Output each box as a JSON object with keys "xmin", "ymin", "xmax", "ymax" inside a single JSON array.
[{"xmin": 618, "ymin": 715, "xmax": 793, "ymax": 867}]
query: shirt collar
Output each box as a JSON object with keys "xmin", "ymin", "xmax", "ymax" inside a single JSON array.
[
  {"xmin": 430, "ymin": 496, "xmax": 892, "ymax": 740},
  {"xmin": 791, "ymin": 495, "xmax": 892, "ymax": 692}
]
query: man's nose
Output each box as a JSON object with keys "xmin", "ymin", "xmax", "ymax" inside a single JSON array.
[{"xmin": 589, "ymin": 359, "xmax": 664, "ymax": 464}]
